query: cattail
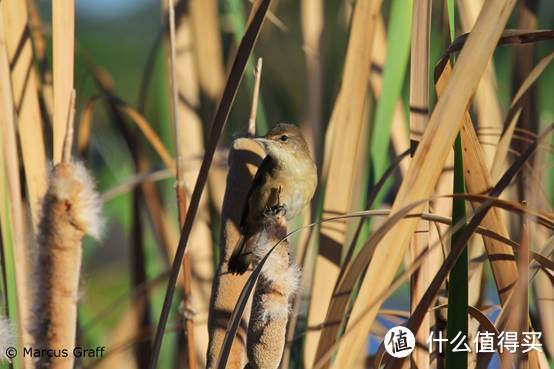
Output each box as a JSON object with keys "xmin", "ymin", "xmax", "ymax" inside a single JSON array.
[
  {"xmin": 246, "ymin": 215, "xmax": 301, "ymax": 369},
  {"xmin": 32, "ymin": 161, "xmax": 103, "ymax": 369},
  {"xmin": 207, "ymin": 138, "xmax": 265, "ymax": 369},
  {"xmin": 0, "ymin": 316, "xmax": 15, "ymax": 363}
]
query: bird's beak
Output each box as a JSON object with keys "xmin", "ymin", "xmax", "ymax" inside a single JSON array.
[{"xmin": 253, "ymin": 137, "xmax": 272, "ymax": 152}]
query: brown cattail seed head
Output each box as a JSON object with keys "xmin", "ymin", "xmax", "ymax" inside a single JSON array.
[{"xmin": 32, "ymin": 161, "xmax": 103, "ymax": 369}]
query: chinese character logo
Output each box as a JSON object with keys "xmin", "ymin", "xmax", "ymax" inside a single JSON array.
[{"xmin": 384, "ymin": 326, "xmax": 416, "ymax": 358}]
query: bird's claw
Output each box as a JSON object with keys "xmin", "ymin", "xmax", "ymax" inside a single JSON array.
[
  {"xmin": 264, "ymin": 203, "xmax": 287, "ymax": 218},
  {"xmin": 178, "ymin": 300, "xmax": 196, "ymax": 320}
]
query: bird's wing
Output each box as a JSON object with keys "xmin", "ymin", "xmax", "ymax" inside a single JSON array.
[{"xmin": 239, "ymin": 155, "xmax": 274, "ymax": 230}]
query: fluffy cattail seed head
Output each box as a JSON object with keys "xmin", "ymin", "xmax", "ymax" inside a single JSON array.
[{"xmin": 0, "ymin": 316, "xmax": 15, "ymax": 363}]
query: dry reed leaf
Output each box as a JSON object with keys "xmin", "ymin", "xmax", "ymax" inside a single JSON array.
[
  {"xmin": 512, "ymin": 0, "xmax": 539, "ymax": 201},
  {"xmin": 375, "ymin": 126, "xmax": 553, "ymax": 369},
  {"xmin": 117, "ymin": 102, "xmax": 177, "ymax": 174},
  {"xmin": 190, "ymin": 0, "xmax": 225, "ymax": 101},
  {"xmin": 491, "ymin": 52, "xmax": 553, "ymax": 182},
  {"xmin": 457, "ymin": 0, "xmax": 504, "ymax": 169},
  {"xmin": 305, "ymin": 0, "xmax": 382, "ymax": 364},
  {"xmin": 309, "ymin": 198, "xmax": 546, "ymax": 367},
  {"xmin": 533, "ymin": 229, "xmax": 554, "ymax": 357},
  {"xmin": 2, "ymin": 0, "xmax": 48, "ymax": 228},
  {"xmin": 0, "ymin": 11, "xmax": 33, "ymax": 365},
  {"xmin": 313, "ymin": 197, "xmax": 547, "ymax": 369},
  {"xmin": 52, "ymin": 0, "xmax": 74, "ymax": 164},
  {"xmin": 373, "ymin": 303, "xmax": 501, "ymax": 368},
  {"xmin": 278, "ymin": 206, "xmax": 544, "ymax": 249},
  {"xmin": 171, "ymin": 10, "xmax": 214, "ymax": 366},
  {"xmin": 434, "ymin": 304, "xmax": 500, "ymax": 335},
  {"xmin": 531, "ymin": 252, "xmax": 554, "ymax": 273},
  {"xmin": 427, "ymin": 152, "xmax": 453, "ymax": 287},
  {"xmin": 77, "ymin": 95, "xmax": 177, "ymax": 174},
  {"xmin": 409, "ymin": 0, "xmax": 431, "ymax": 152},
  {"xmin": 207, "ymin": 139, "xmax": 265, "ymax": 369},
  {"xmin": 100, "ymin": 169, "xmax": 173, "ymax": 201},
  {"xmin": 300, "ymin": 0, "xmax": 324, "ymax": 164},
  {"xmin": 441, "ymin": 29, "xmax": 554, "ymax": 57},
  {"xmin": 323, "ymin": 2, "xmax": 518, "ymax": 368},
  {"xmin": 26, "ymin": 0, "xmax": 54, "ymax": 128},
  {"xmin": 438, "ymin": 61, "xmax": 519, "ymax": 306},
  {"xmin": 408, "ymin": 1, "xmax": 432, "ymax": 367},
  {"xmin": 314, "ymin": 199, "xmax": 433, "ymax": 369},
  {"xmin": 77, "ymin": 96, "xmax": 99, "ymax": 156}
]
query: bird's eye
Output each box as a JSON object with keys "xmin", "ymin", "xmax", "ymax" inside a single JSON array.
[{"xmin": 280, "ymin": 135, "xmax": 289, "ymax": 142}]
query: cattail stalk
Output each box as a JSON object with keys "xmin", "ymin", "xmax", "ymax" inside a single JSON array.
[
  {"xmin": 168, "ymin": 0, "xmax": 196, "ymax": 367},
  {"xmin": 207, "ymin": 138, "xmax": 265, "ymax": 369},
  {"xmin": 246, "ymin": 215, "xmax": 300, "ymax": 369},
  {"xmin": 248, "ymin": 58, "xmax": 263, "ymax": 137},
  {"xmin": 32, "ymin": 161, "xmax": 103, "ymax": 369}
]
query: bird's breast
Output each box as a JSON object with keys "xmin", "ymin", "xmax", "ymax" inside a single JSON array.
[{"xmin": 277, "ymin": 166, "xmax": 316, "ymax": 220}]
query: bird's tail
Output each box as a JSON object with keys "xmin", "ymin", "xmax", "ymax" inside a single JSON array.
[{"xmin": 228, "ymin": 234, "xmax": 250, "ymax": 274}]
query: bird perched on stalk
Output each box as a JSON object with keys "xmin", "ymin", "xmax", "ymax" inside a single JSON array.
[{"xmin": 229, "ymin": 123, "xmax": 317, "ymax": 274}]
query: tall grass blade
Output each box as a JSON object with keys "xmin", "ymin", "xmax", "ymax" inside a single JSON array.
[
  {"xmin": 446, "ymin": 136, "xmax": 468, "ymax": 369},
  {"xmin": 444, "ymin": 4, "xmax": 470, "ymax": 369},
  {"xmin": 370, "ymin": 16, "xmax": 411, "ymax": 177},
  {"xmin": 370, "ymin": 0, "xmax": 413, "ymax": 182}
]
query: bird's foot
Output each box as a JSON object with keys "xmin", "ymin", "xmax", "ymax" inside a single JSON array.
[
  {"xmin": 178, "ymin": 300, "xmax": 197, "ymax": 320},
  {"xmin": 264, "ymin": 203, "xmax": 287, "ymax": 218}
]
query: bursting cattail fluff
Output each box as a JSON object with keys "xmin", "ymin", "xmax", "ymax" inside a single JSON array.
[
  {"xmin": 0, "ymin": 316, "xmax": 15, "ymax": 363},
  {"xmin": 246, "ymin": 216, "xmax": 301, "ymax": 369}
]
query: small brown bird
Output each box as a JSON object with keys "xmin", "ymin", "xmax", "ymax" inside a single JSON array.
[{"xmin": 229, "ymin": 123, "xmax": 317, "ymax": 274}]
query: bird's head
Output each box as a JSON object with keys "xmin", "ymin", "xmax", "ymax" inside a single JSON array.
[{"xmin": 254, "ymin": 123, "xmax": 311, "ymax": 161}]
